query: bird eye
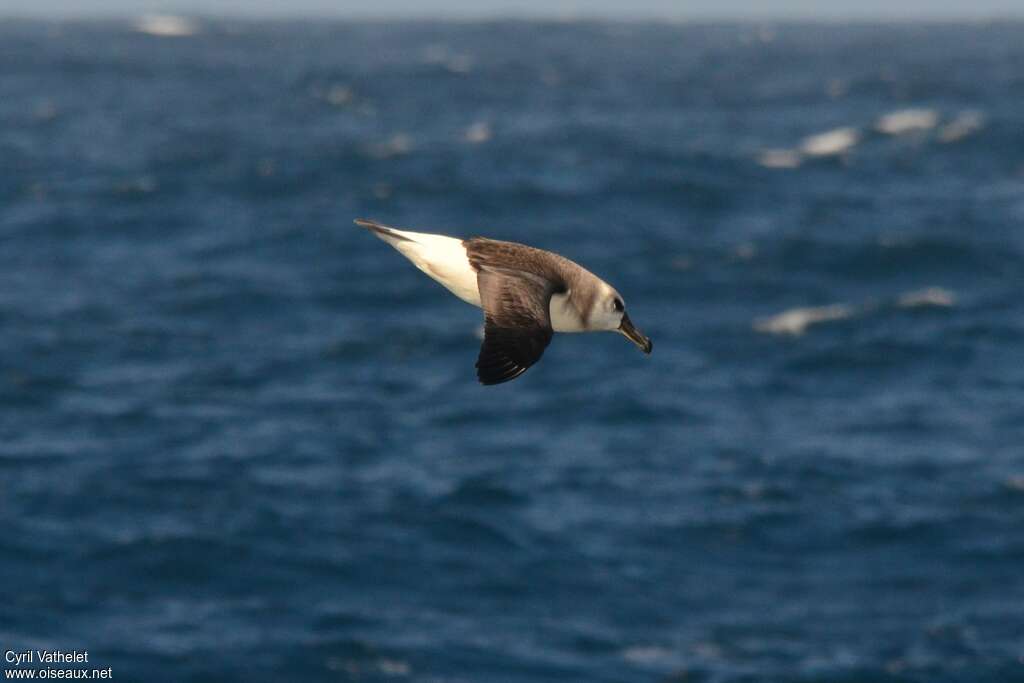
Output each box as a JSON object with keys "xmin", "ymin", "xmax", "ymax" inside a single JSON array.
[{"xmin": 613, "ymin": 298, "xmax": 624, "ymax": 312}]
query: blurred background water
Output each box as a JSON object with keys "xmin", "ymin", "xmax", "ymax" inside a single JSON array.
[{"xmin": 2, "ymin": 18, "xmax": 1024, "ymax": 683}]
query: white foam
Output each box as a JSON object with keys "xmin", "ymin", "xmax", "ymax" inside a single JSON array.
[
  {"xmin": 445, "ymin": 55, "xmax": 474, "ymax": 74},
  {"xmin": 323, "ymin": 85, "xmax": 353, "ymax": 107},
  {"xmin": 622, "ymin": 645, "xmax": 674, "ymax": 664},
  {"xmin": 134, "ymin": 15, "xmax": 198, "ymax": 37},
  {"xmin": 875, "ymin": 108, "xmax": 939, "ymax": 135},
  {"xmin": 1005, "ymin": 475, "xmax": 1024, "ymax": 493},
  {"xmin": 367, "ymin": 133, "xmax": 414, "ymax": 159},
  {"xmin": 732, "ymin": 243, "xmax": 757, "ymax": 261},
  {"xmin": 756, "ymin": 286, "xmax": 955, "ymax": 336},
  {"xmin": 938, "ymin": 110, "xmax": 985, "ymax": 143},
  {"xmin": 754, "ymin": 304, "xmax": 854, "ymax": 336},
  {"xmin": 826, "ymin": 78, "xmax": 848, "ymax": 99},
  {"xmin": 376, "ymin": 659, "xmax": 410, "ymax": 676},
  {"xmin": 757, "ymin": 148, "xmax": 802, "ymax": 169},
  {"xmin": 799, "ymin": 127, "xmax": 859, "ymax": 157},
  {"xmin": 327, "ymin": 658, "xmax": 410, "ymax": 677},
  {"xmin": 896, "ymin": 287, "xmax": 955, "ymax": 308},
  {"xmin": 464, "ymin": 121, "xmax": 492, "ymax": 144},
  {"xmin": 422, "ymin": 44, "xmax": 474, "ymax": 73}
]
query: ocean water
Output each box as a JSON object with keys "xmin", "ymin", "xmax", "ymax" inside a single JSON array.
[{"xmin": 2, "ymin": 18, "xmax": 1024, "ymax": 682}]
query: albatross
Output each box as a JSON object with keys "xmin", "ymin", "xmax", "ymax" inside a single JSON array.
[{"xmin": 356, "ymin": 219, "xmax": 652, "ymax": 385}]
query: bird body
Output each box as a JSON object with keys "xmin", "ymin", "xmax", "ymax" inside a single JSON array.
[{"xmin": 357, "ymin": 219, "xmax": 651, "ymax": 384}]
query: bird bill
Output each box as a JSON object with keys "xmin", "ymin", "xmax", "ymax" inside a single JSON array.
[{"xmin": 619, "ymin": 314, "xmax": 652, "ymax": 354}]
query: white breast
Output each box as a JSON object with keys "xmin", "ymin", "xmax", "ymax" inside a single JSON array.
[{"xmin": 550, "ymin": 292, "xmax": 585, "ymax": 332}]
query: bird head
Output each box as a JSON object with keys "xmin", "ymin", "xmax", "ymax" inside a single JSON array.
[{"xmin": 590, "ymin": 286, "xmax": 652, "ymax": 354}]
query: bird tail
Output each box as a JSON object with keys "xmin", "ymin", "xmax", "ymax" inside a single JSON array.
[{"xmin": 354, "ymin": 218, "xmax": 414, "ymax": 244}]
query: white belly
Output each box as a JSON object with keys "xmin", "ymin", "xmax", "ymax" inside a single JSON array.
[{"xmin": 390, "ymin": 231, "xmax": 482, "ymax": 307}]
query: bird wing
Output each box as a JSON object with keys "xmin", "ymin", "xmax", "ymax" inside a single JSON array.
[{"xmin": 475, "ymin": 266, "xmax": 556, "ymax": 385}]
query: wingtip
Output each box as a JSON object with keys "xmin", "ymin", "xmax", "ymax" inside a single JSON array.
[
  {"xmin": 475, "ymin": 357, "xmax": 529, "ymax": 385},
  {"xmin": 476, "ymin": 368, "xmax": 527, "ymax": 386}
]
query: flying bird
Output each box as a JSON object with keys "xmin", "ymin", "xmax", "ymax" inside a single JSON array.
[{"xmin": 356, "ymin": 219, "xmax": 652, "ymax": 385}]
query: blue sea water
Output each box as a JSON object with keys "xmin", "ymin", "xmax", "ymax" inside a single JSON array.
[{"xmin": 2, "ymin": 18, "xmax": 1024, "ymax": 682}]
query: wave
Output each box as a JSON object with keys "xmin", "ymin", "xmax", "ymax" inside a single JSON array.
[{"xmin": 755, "ymin": 287, "xmax": 955, "ymax": 336}]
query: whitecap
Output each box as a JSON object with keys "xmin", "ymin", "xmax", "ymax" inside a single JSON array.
[
  {"xmin": 896, "ymin": 287, "xmax": 955, "ymax": 308},
  {"xmin": 326, "ymin": 658, "xmax": 410, "ymax": 677},
  {"xmin": 422, "ymin": 43, "xmax": 474, "ymax": 74},
  {"xmin": 938, "ymin": 110, "xmax": 985, "ymax": 143},
  {"xmin": 376, "ymin": 659, "xmax": 410, "ymax": 676},
  {"xmin": 323, "ymin": 85, "xmax": 353, "ymax": 107},
  {"xmin": 799, "ymin": 127, "xmax": 859, "ymax": 157},
  {"xmin": 622, "ymin": 645, "xmax": 674, "ymax": 664},
  {"xmin": 1004, "ymin": 475, "xmax": 1024, "ymax": 493},
  {"xmin": 757, "ymin": 148, "xmax": 802, "ymax": 169},
  {"xmin": 134, "ymin": 15, "xmax": 198, "ymax": 37},
  {"xmin": 826, "ymin": 78, "xmax": 848, "ymax": 100},
  {"xmin": 732, "ymin": 243, "xmax": 757, "ymax": 261},
  {"xmin": 445, "ymin": 55, "xmax": 474, "ymax": 74},
  {"xmin": 875, "ymin": 108, "xmax": 939, "ymax": 135},
  {"xmin": 464, "ymin": 121, "xmax": 492, "ymax": 144},
  {"xmin": 367, "ymin": 133, "xmax": 414, "ymax": 159},
  {"xmin": 754, "ymin": 304, "xmax": 854, "ymax": 336}
]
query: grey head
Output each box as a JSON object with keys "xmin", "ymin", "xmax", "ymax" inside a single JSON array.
[{"xmin": 464, "ymin": 237, "xmax": 652, "ymax": 385}]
